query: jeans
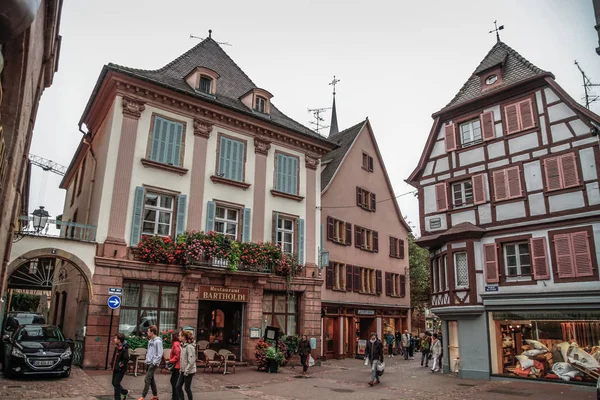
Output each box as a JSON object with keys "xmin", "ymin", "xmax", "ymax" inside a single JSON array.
[
  {"xmin": 387, "ymin": 344, "xmax": 393, "ymax": 355},
  {"xmin": 176, "ymin": 373, "xmax": 194, "ymax": 400},
  {"xmin": 142, "ymin": 364, "xmax": 158, "ymax": 398},
  {"xmin": 112, "ymin": 370, "xmax": 128, "ymax": 400},
  {"xmin": 421, "ymin": 349, "xmax": 429, "ymax": 366},
  {"xmin": 170, "ymin": 368, "xmax": 180, "ymax": 400},
  {"xmin": 370, "ymin": 360, "xmax": 380, "ymax": 383},
  {"xmin": 300, "ymin": 355, "xmax": 308, "ymax": 372},
  {"xmin": 404, "ymin": 346, "xmax": 409, "ymax": 359}
]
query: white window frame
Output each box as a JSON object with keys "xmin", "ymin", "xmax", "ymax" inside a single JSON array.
[
  {"xmin": 454, "ymin": 251, "xmax": 469, "ymax": 289},
  {"xmin": 438, "ymin": 255, "xmax": 443, "ymax": 291},
  {"xmin": 334, "ymin": 263, "xmax": 345, "ymax": 290},
  {"xmin": 142, "ymin": 192, "xmax": 174, "ymax": 237},
  {"xmin": 443, "ymin": 255, "xmax": 449, "ymax": 290},
  {"xmin": 214, "ymin": 206, "xmax": 239, "ymax": 240},
  {"xmin": 503, "ymin": 242, "xmax": 532, "ymax": 281},
  {"xmin": 333, "ymin": 219, "xmax": 346, "ymax": 243},
  {"xmin": 452, "ymin": 180, "xmax": 473, "ymax": 208},
  {"xmin": 255, "ymin": 96, "xmax": 266, "ymax": 113},
  {"xmin": 459, "ymin": 119, "xmax": 482, "ymax": 147},
  {"xmin": 276, "ymin": 217, "xmax": 294, "ymax": 254}
]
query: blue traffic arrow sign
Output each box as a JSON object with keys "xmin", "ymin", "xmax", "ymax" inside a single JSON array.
[{"xmin": 107, "ymin": 295, "xmax": 121, "ymax": 309}]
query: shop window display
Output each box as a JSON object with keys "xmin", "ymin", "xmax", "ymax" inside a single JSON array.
[{"xmin": 490, "ymin": 311, "xmax": 600, "ymax": 385}]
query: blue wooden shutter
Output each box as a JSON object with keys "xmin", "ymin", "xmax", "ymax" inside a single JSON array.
[
  {"xmin": 176, "ymin": 194, "xmax": 187, "ymax": 236},
  {"xmin": 276, "ymin": 154, "xmax": 285, "ymax": 191},
  {"xmin": 171, "ymin": 122, "xmax": 183, "ymax": 167},
  {"xmin": 218, "ymin": 137, "xmax": 228, "ymax": 177},
  {"xmin": 158, "ymin": 118, "xmax": 168, "ymax": 163},
  {"xmin": 151, "ymin": 118, "xmax": 162, "ymax": 162},
  {"xmin": 130, "ymin": 186, "xmax": 145, "ymax": 246},
  {"xmin": 242, "ymin": 208, "xmax": 251, "ymax": 242},
  {"xmin": 236, "ymin": 141, "xmax": 245, "ymax": 181},
  {"xmin": 206, "ymin": 201, "xmax": 216, "ymax": 232},
  {"xmin": 230, "ymin": 139, "xmax": 238, "ymax": 180},
  {"xmin": 297, "ymin": 218, "xmax": 305, "ymax": 265},
  {"xmin": 290, "ymin": 157, "xmax": 298, "ymax": 195},
  {"xmin": 272, "ymin": 212, "xmax": 279, "ymax": 242},
  {"xmin": 151, "ymin": 117, "xmax": 183, "ymax": 166},
  {"xmin": 166, "ymin": 121, "xmax": 175, "ymax": 165}
]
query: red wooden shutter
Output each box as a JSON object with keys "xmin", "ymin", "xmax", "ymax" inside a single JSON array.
[
  {"xmin": 560, "ymin": 153, "xmax": 579, "ymax": 189},
  {"xmin": 518, "ymin": 99, "xmax": 535, "ymax": 130},
  {"xmin": 370, "ymin": 193, "xmax": 376, "ymax": 211},
  {"xmin": 504, "ymin": 103, "xmax": 521, "ymax": 134},
  {"xmin": 385, "ymin": 272, "xmax": 392, "ymax": 295},
  {"xmin": 373, "ymin": 231, "xmax": 379, "ymax": 252},
  {"xmin": 480, "ymin": 111, "xmax": 496, "ymax": 141},
  {"xmin": 356, "ymin": 187, "xmax": 362, "ymax": 207},
  {"xmin": 571, "ymin": 232, "xmax": 593, "ymax": 277},
  {"xmin": 435, "ymin": 183, "xmax": 448, "ymax": 211},
  {"xmin": 492, "ymin": 170, "xmax": 508, "ymax": 201},
  {"xmin": 353, "ymin": 267, "xmax": 360, "ymax": 291},
  {"xmin": 355, "ymin": 226, "xmax": 362, "ymax": 248},
  {"xmin": 506, "ymin": 166, "xmax": 522, "ymax": 199},
  {"xmin": 399, "ymin": 239, "xmax": 405, "ymax": 259},
  {"xmin": 484, "ymin": 243, "xmax": 499, "ymax": 283},
  {"xmin": 530, "ymin": 237, "xmax": 550, "ymax": 280},
  {"xmin": 368, "ymin": 156, "xmax": 374, "ymax": 172},
  {"xmin": 346, "ymin": 265, "xmax": 354, "ymax": 291},
  {"xmin": 327, "ymin": 216, "xmax": 334, "ymax": 241},
  {"xmin": 389, "ymin": 237, "xmax": 396, "ymax": 257},
  {"xmin": 325, "ymin": 262, "xmax": 334, "ymax": 289},
  {"xmin": 472, "ymin": 173, "xmax": 487, "ymax": 204},
  {"xmin": 400, "ymin": 275, "xmax": 406, "ymax": 297},
  {"xmin": 554, "ymin": 234, "xmax": 575, "ymax": 278},
  {"xmin": 376, "ymin": 270, "xmax": 382, "ymax": 294},
  {"xmin": 345, "ymin": 223, "xmax": 352, "ymax": 246},
  {"xmin": 444, "ymin": 123, "xmax": 457, "ymax": 152},
  {"xmin": 544, "ymin": 157, "xmax": 562, "ymax": 191}
]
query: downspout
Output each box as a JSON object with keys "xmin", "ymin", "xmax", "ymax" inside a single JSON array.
[{"xmin": 79, "ymin": 125, "xmax": 97, "ymax": 226}]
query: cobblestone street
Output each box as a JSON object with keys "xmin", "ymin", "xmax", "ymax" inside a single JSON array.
[{"xmin": 1, "ymin": 356, "xmax": 596, "ymax": 400}]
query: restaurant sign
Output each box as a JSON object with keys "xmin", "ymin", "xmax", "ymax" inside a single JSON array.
[
  {"xmin": 357, "ymin": 309, "xmax": 375, "ymax": 316},
  {"xmin": 199, "ymin": 285, "xmax": 249, "ymax": 302}
]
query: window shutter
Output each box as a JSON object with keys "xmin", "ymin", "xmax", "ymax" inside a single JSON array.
[
  {"xmin": 389, "ymin": 237, "xmax": 396, "ymax": 257},
  {"xmin": 518, "ymin": 99, "xmax": 535, "ymax": 130},
  {"xmin": 172, "ymin": 122, "xmax": 183, "ymax": 167},
  {"xmin": 480, "ymin": 111, "xmax": 496, "ymax": 141},
  {"xmin": 166, "ymin": 121, "xmax": 175, "ymax": 166},
  {"xmin": 290, "ymin": 157, "xmax": 298, "ymax": 195},
  {"xmin": 385, "ymin": 272, "xmax": 391, "ymax": 296},
  {"xmin": 175, "ymin": 194, "xmax": 187, "ymax": 236},
  {"xmin": 376, "ymin": 270, "xmax": 382, "ymax": 294},
  {"xmin": 504, "ymin": 103, "xmax": 520, "ymax": 134},
  {"xmin": 150, "ymin": 118, "xmax": 162, "ymax": 162},
  {"xmin": 205, "ymin": 201, "xmax": 216, "ymax": 232},
  {"xmin": 400, "ymin": 275, "xmax": 406, "ymax": 297},
  {"xmin": 297, "ymin": 218, "xmax": 305, "ymax": 265},
  {"xmin": 345, "ymin": 223, "xmax": 352, "ymax": 246},
  {"xmin": 444, "ymin": 123, "xmax": 457, "ymax": 152},
  {"xmin": 554, "ymin": 234, "xmax": 575, "ymax": 278},
  {"xmin": 492, "ymin": 170, "xmax": 508, "ymax": 201},
  {"xmin": 355, "ymin": 226, "xmax": 362, "ymax": 248},
  {"xmin": 400, "ymin": 239, "xmax": 405, "ymax": 259},
  {"xmin": 560, "ymin": 153, "xmax": 579, "ymax": 189},
  {"xmin": 353, "ymin": 267, "xmax": 360, "ymax": 292},
  {"xmin": 373, "ymin": 231, "xmax": 379, "ymax": 253},
  {"xmin": 370, "ymin": 193, "xmax": 376, "ymax": 211},
  {"xmin": 435, "ymin": 183, "xmax": 448, "ymax": 211},
  {"xmin": 368, "ymin": 156, "xmax": 374, "ymax": 172},
  {"xmin": 530, "ymin": 237, "xmax": 550, "ymax": 280},
  {"xmin": 472, "ymin": 173, "xmax": 487, "ymax": 204},
  {"xmin": 272, "ymin": 212, "xmax": 279, "ymax": 242},
  {"xmin": 242, "ymin": 208, "xmax": 251, "ymax": 242},
  {"xmin": 326, "ymin": 263, "xmax": 334, "ymax": 289},
  {"xmin": 483, "ymin": 243, "xmax": 499, "ymax": 283},
  {"xmin": 130, "ymin": 186, "xmax": 145, "ymax": 246},
  {"xmin": 235, "ymin": 141, "xmax": 245, "ymax": 182},
  {"xmin": 276, "ymin": 154, "xmax": 285, "ymax": 191},
  {"xmin": 218, "ymin": 137, "xmax": 229, "ymax": 177},
  {"xmin": 544, "ymin": 157, "xmax": 562, "ymax": 191},
  {"xmin": 506, "ymin": 166, "xmax": 522, "ymax": 199},
  {"xmin": 356, "ymin": 187, "xmax": 362, "ymax": 207},
  {"xmin": 571, "ymin": 232, "xmax": 593, "ymax": 277},
  {"xmin": 327, "ymin": 216, "xmax": 334, "ymax": 241},
  {"xmin": 346, "ymin": 265, "xmax": 354, "ymax": 291}
]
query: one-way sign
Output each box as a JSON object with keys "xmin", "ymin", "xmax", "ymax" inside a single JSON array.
[{"xmin": 107, "ymin": 295, "xmax": 121, "ymax": 309}]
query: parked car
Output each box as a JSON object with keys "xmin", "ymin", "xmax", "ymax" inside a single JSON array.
[
  {"xmin": 2, "ymin": 324, "xmax": 72, "ymax": 378},
  {"xmin": 0, "ymin": 312, "xmax": 45, "ymax": 358}
]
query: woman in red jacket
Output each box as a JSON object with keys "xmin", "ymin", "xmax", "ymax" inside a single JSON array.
[{"xmin": 169, "ymin": 331, "xmax": 181, "ymax": 400}]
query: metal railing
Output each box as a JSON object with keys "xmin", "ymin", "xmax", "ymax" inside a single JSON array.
[
  {"xmin": 197, "ymin": 257, "xmax": 272, "ymax": 273},
  {"xmin": 17, "ymin": 216, "xmax": 97, "ymax": 242}
]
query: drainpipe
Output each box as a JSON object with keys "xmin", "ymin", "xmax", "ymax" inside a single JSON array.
[{"xmin": 79, "ymin": 125, "xmax": 97, "ymax": 227}]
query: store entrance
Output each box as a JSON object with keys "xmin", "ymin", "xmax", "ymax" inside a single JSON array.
[{"xmin": 197, "ymin": 301, "xmax": 243, "ymax": 360}]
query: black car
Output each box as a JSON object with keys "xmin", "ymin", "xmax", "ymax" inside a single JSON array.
[
  {"xmin": 2, "ymin": 324, "xmax": 72, "ymax": 378},
  {"xmin": 0, "ymin": 312, "xmax": 46, "ymax": 359}
]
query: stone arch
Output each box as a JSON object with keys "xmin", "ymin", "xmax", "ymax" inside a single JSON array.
[{"xmin": 6, "ymin": 247, "xmax": 94, "ymax": 299}]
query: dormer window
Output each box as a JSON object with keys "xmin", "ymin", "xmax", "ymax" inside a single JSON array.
[
  {"xmin": 255, "ymin": 96, "xmax": 266, "ymax": 113},
  {"xmin": 184, "ymin": 67, "xmax": 219, "ymax": 96},
  {"xmin": 240, "ymin": 88, "xmax": 273, "ymax": 116},
  {"xmin": 199, "ymin": 76, "xmax": 212, "ymax": 94}
]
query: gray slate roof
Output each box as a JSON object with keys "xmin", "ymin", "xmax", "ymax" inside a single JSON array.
[
  {"xmin": 445, "ymin": 41, "xmax": 549, "ymax": 109},
  {"xmin": 107, "ymin": 38, "xmax": 325, "ymax": 141},
  {"xmin": 321, "ymin": 120, "xmax": 366, "ymax": 191}
]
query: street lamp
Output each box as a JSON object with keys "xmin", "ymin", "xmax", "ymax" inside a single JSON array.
[{"xmin": 32, "ymin": 206, "xmax": 50, "ymax": 233}]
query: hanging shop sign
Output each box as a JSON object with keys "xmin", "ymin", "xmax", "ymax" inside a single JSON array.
[
  {"xmin": 357, "ymin": 309, "xmax": 375, "ymax": 316},
  {"xmin": 198, "ymin": 285, "xmax": 249, "ymax": 302}
]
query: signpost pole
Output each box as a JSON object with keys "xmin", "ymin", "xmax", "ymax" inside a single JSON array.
[{"xmin": 105, "ymin": 308, "xmax": 114, "ymax": 370}]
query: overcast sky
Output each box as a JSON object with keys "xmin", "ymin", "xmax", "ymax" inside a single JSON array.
[{"xmin": 28, "ymin": 0, "xmax": 600, "ymax": 236}]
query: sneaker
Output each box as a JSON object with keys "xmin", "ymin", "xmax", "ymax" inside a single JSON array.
[
  {"xmin": 375, "ymin": 379, "xmax": 380, "ymax": 384},
  {"xmin": 368, "ymin": 381, "xmax": 374, "ymax": 387}
]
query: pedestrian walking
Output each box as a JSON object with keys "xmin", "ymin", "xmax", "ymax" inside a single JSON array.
[
  {"xmin": 420, "ymin": 331, "xmax": 431, "ymax": 367},
  {"xmin": 138, "ymin": 325, "xmax": 163, "ymax": 400},
  {"xmin": 111, "ymin": 333, "xmax": 129, "ymax": 400},
  {"xmin": 394, "ymin": 330, "xmax": 402, "ymax": 356},
  {"xmin": 298, "ymin": 334, "xmax": 312, "ymax": 375},
  {"xmin": 408, "ymin": 333, "xmax": 416, "ymax": 359},
  {"xmin": 401, "ymin": 330, "xmax": 410, "ymax": 360},
  {"xmin": 169, "ymin": 332, "xmax": 181, "ymax": 400},
  {"xmin": 365, "ymin": 332, "xmax": 384, "ymax": 387},
  {"xmin": 430, "ymin": 333, "xmax": 442, "ymax": 373},
  {"xmin": 176, "ymin": 330, "xmax": 197, "ymax": 400},
  {"xmin": 384, "ymin": 331, "xmax": 395, "ymax": 358}
]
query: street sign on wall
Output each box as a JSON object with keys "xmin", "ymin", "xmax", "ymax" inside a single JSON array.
[{"xmin": 107, "ymin": 295, "xmax": 121, "ymax": 309}]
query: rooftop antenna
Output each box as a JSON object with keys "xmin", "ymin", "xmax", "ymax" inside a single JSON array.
[
  {"xmin": 189, "ymin": 29, "xmax": 232, "ymax": 46},
  {"xmin": 307, "ymin": 107, "xmax": 331, "ymax": 135},
  {"xmin": 574, "ymin": 60, "xmax": 600, "ymax": 110},
  {"xmin": 489, "ymin": 20, "xmax": 504, "ymax": 42}
]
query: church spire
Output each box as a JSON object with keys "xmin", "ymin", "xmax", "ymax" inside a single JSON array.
[{"xmin": 328, "ymin": 76, "xmax": 340, "ymax": 137}]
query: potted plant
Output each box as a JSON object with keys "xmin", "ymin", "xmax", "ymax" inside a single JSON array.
[{"xmin": 266, "ymin": 346, "xmax": 284, "ymax": 373}]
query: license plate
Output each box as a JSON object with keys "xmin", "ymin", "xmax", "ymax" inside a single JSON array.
[{"xmin": 34, "ymin": 360, "xmax": 54, "ymax": 366}]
